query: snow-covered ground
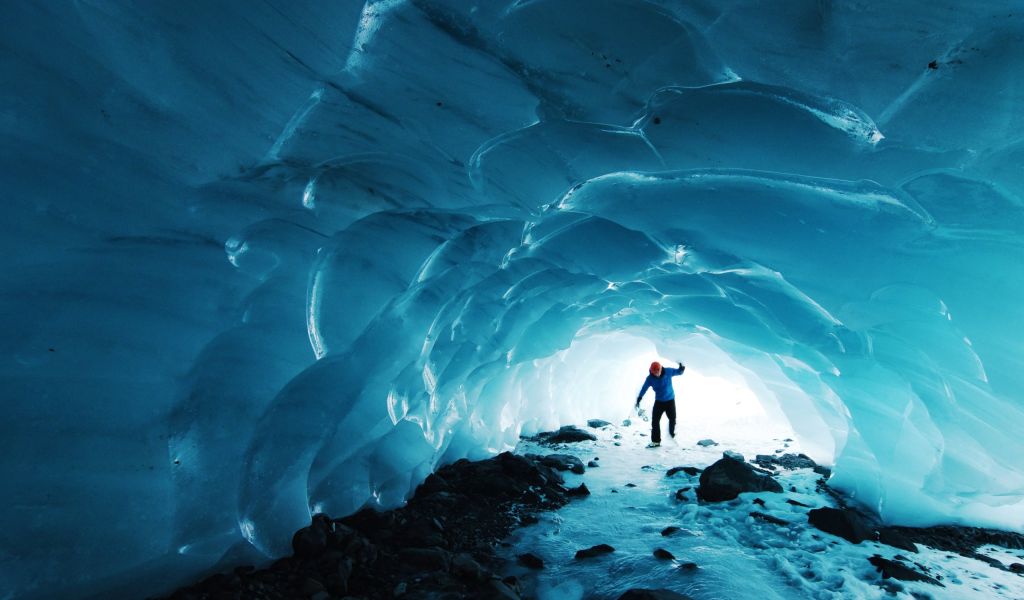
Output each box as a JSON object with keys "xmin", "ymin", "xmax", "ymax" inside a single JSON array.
[{"xmin": 502, "ymin": 418, "xmax": 1024, "ymax": 600}]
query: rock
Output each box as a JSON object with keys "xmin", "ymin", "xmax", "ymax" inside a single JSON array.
[
  {"xmin": 532, "ymin": 425, "xmax": 597, "ymax": 444},
  {"xmin": 696, "ymin": 454, "xmax": 783, "ymax": 502},
  {"xmin": 451, "ymin": 553, "xmax": 488, "ymax": 582},
  {"xmin": 723, "ymin": 450, "xmax": 744, "ymax": 462},
  {"xmin": 696, "ymin": 439, "xmax": 717, "ymax": 447},
  {"xmin": 786, "ymin": 498, "xmax": 811, "ymax": 508},
  {"xmin": 868, "ymin": 555, "xmax": 944, "ymax": 586},
  {"xmin": 489, "ymin": 579, "xmax": 521, "ymax": 599},
  {"xmin": 517, "ymin": 553, "xmax": 544, "ymax": 569},
  {"xmin": 666, "ymin": 466, "xmax": 701, "ymax": 477},
  {"xmin": 399, "ymin": 546, "xmax": 450, "ymax": 571},
  {"xmin": 587, "ymin": 419, "xmax": 612, "ymax": 428},
  {"xmin": 614, "ymin": 442, "xmax": 622, "ymax": 446},
  {"xmin": 750, "ymin": 511, "xmax": 789, "ymax": 526},
  {"xmin": 878, "ymin": 528, "xmax": 918, "ymax": 553},
  {"xmin": 813, "ymin": 465, "xmax": 832, "ymax": 477},
  {"xmin": 677, "ymin": 562, "xmax": 699, "ymax": 571},
  {"xmin": 807, "ymin": 507, "xmax": 876, "ymax": 544},
  {"xmin": 617, "ymin": 589, "xmax": 694, "ymax": 600},
  {"xmin": 753, "ymin": 453, "xmax": 818, "ymax": 471},
  {"xmin": 625, "ymin": 483, "xmax": 637, "ymax": 488},
  {"xmin": 567, "ymin": 483, "xmax": 591, "ymax": 497},
  {"xmin": 674, "ymin": 490, "xmax": 688, "ymax": 501},
  {"xmin": 587, "ymin": 460, "xmax": 599, "ymax": 468},
  {"xmin": 661, "ymin": 526, "xmax": 681, "ymax": 536},
  {"xmin": 653, "ymin": 548, "xmax": 675, "ymax": 560},
  {"xmin": 292, "ymin": 515, "xmax": 331, "ymax": 558},
  {"xmin": 575, "ymin": 544, "xmax": 615, "ymax": 559},
  {"xmin": 1009, "ymin": 562, "xmax": 1023, "ymax": 573},
  {"xmin": 529, "ymin": 453, "xmax": 585, "ymax": 475},
  {"xmin": 300, "ymin": 577, "xmax": 325, "ymax": 596},
  {"xmin": 613, "ymin": 433, "xmax": 622, "ymax": 439},
  {"xmin": 752, "ymin": 498, "xmax": 766, "ymax": 507}
]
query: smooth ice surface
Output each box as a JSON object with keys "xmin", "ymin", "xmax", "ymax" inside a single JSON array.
[{"xmin": 1, "ymin": 1, "xmax": 1023, "ymax": 598}]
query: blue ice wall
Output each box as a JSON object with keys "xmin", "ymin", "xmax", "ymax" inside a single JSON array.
[{"xmin": 1, "ymin": 1, "xmax": 1022, "ymax": 597}]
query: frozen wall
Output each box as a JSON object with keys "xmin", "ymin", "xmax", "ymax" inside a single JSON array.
[{"xmin": 1, "ymin": 1, "xmax": 1023, "ymax": 598}]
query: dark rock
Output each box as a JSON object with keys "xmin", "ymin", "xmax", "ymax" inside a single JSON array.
[
  {"xmin": 517, "ymin": 552, "xmax": 544, "ymax": 569},
  {"xmin": 625, "ymin": 483, "xmax": 637, "ymax": 488},
  {"xmin": 567, "ymin": 483, "xmax": 591, "ymax": 497},
  {"xmin": 786, "ymin": 498, "xmax": 811, "ymax": 508},
  {"xmin": 808, "ymin": 507, "xmax": 876, "ymax": 544},
  {"xmin": 878, "ymin": 528, "xmax": 918, "ymax": 553},
  {"xmin": 678, "ymin": 562, "xmax": 699, "ymax": 571},
  {"xmin": 696, "ymin": 454, "xmax": 783, "ymax": 502},
  {"xmin": 723, "ymin": 450, "xmax": 745, "ymax": 462},
  {"xmin": 617, "ymin": 589, "xmax": 694, "ymax": 600},
  {"xmin": 661, "ymin": 526, "xmax": 681, "ymax": 536},
  {"xmin": 813, "ymin": 465, "xmax": 832, "ymax": 477},
  {"xmin": 653, "ymin": 548, "xmax": 675, "ymax": 560},
  {"xmin": 666, "ymin": 466, "xmax": 701, "ymax": 477},
  {"xmin": 881, "ymin": 524, "xmax": 1024, "ymax": 557},
  {"xmin": 1009, "ymin": 562, "xmax": 1023, "ymax": 573},
  {"xmin": 531, "ymin": 425, "xmax": 598, "ymax": 444},
  {"xmin": 674, "ymin": 492, "xmax": 688, "ymax": 502},
  {"xmin": 752, "ymin": 498, "xmax": 766, "ymax": 507},
  {"xmin": 750, "ymin": 511, "xmax": 789, "ymax": 526},
  {"xmin": 575, "ymin": 544, "xmax": 615, "ymax": 559},
  {"xmin": 587, "ymin": 419, "xmax": 612, "ymax": 428},
  {"xmin": 292, "ymin": 519, "xmax": 329, "ymax": 558},
  {"xmin": 588, "ymin": 460, "xmax": 599, "ymax": 468},
  {"xmin": 753, "ymin": 453, "xmax": 817, "ymax": 471},
  {"xmin": 528, "ymin": 453, "xmax": 585, "ymax": 475},
  {"xmin": 451, "ymin": 552, "xmax": 488, "ymax": 582},
  {"xmin": 300, "ymin": 577, "xmax": 325, "ymax": 596},
  {"xmin": 399, "ymin": 546, "xmax": 450, "ymax": 571},
  {"xmin": 696, "ymin": 439, "xmax": 717, "ymax": 447},
  {"xmin": 489, "ymin": 579, "xmax": 521, "ymax": 599},
  {"xmin": 868, "ymin": 555, "xmax": 943, "ymax": 586}
]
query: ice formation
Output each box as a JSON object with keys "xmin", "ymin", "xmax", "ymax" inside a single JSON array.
[{"xmin": 1, "ymin": 1, "xmax": 1022, "ymax": 597}]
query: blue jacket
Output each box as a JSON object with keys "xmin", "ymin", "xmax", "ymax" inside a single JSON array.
[{"xmin": 638, "ymin": 364, "xmax": 685, "ymax": 402}]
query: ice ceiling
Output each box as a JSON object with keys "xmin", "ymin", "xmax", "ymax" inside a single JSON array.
[{"xmin": 2, "ymin": 0, "xmax": 1024, "ymax": 597}]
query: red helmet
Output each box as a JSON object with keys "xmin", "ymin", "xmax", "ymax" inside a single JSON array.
[{"xmin": 649, "ymin": 361, "xmax": 662, "ymax": 375}]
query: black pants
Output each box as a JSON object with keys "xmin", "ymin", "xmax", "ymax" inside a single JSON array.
[{"xmin": 651, "ymin": 400, "xmax": 676, "ymax": 443}]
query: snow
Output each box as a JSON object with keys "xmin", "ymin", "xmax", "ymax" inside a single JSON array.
[
  {"xmin": 505, "ymin": 424, "xmax": 1024, "ymax": 600},
  {"xmin": 1, "ymin": 1, "xmax": 1023, "ymax": 598}
]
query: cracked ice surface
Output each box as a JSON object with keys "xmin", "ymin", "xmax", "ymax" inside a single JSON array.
[{"xmin": 1, "ymin": 1, "xmax": 1023, "ymax": 598}]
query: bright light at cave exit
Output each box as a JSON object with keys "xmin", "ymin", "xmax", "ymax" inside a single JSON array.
[{"xmin": 533, "ymin": 331, "xmax": 797, "ymax": 443}]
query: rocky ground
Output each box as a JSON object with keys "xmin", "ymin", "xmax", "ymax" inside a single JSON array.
[{"xmin": 157, "ymin": 423, "xmax": 1024, "ymax": 600}]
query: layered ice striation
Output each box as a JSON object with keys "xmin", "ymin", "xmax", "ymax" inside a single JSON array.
[{"xmin": 1, "ymin": 1, "xmax": 1023, "ymax": 597}]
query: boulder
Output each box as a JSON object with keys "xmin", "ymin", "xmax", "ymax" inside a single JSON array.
[
  {"xmin": 587, "ymin": 460, "xmax": 599, "ymax": 468},
  {"xmin": 666, "ymin": 466, "xmax": 701, "ymax": 477},
  {"xmin": 517, "ymin": 553, "xmax": 544, "ymax": 569},
  {"xmin": 653, "ymin": 548, "xmax": 675, "ymax": 560},
  {"xmin": 661, "ymin": 526, "xmax": 681, "ymax": 536},
  {"xmin": 532, "ymin": 425, "xmax": 597, "ymax": 444},
  {"xmin": 750, "ymin": 511, "xmax": 788, "ymax": 526},
  {"xmin": 587, "ymin": 419, "xmax": 612, "ymax": 428},
  {"xmin": 527, "ymin": 453, "xmax": 585, "ymax": 475},
  {"xmin": 398, "ymin": 546, "xmax": 450, "ymax": 571},
  {"xmin": 575, "ymin": 544, "xmax": 615, "ymax": 559},
  {"xmin": 807, "ymin": 507, "xmax": 876, "ymax": 544},
  {"xmin": 753, "ymin": 453, "xmax": 818, "ymax": 471},
  {"xmin": 567, "ymin": 483, "xmax": 591, "ymax": 497},
  {"xmin": 696, "ymin": 439, "xmax": 717, "ymax": 447},
  {"xmin": 696, "ymin": 454, "xmax": 783, "ymax": 502},
  {"xmin": 617, "ymin": 589, "xmax": 694, "ymax": 600},
  {"xmin": 868, "ymin": 555, "xmax": 943, "ymax": 586}
]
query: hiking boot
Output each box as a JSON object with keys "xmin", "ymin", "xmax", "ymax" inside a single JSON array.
[{"xmin": 647, "ymin": 442, "xmax": 661, "ymax": 448}]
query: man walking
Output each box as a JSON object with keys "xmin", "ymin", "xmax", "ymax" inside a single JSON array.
[{"xmin": 636, "ymin": 361, "xmax": 685, "ymax": 447}]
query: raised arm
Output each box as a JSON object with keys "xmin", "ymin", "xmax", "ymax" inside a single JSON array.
[{"xmin": 672, "ymin": 362, "xmax": 685, "ymax": 377}]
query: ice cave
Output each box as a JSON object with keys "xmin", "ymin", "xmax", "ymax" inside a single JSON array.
[{"xmin": 2, "ymin": 1, "xmax": 1023, "ymax": 599}]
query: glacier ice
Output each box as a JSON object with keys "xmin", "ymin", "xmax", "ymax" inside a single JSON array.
[{"xmin": 1, "ymin": 0, "xmax": 1023, "ymax": 598}]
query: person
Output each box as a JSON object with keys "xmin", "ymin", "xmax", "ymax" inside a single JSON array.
[{"xmin": 636, "ymin": 361, "xmax": 685, "ymax": 447}]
